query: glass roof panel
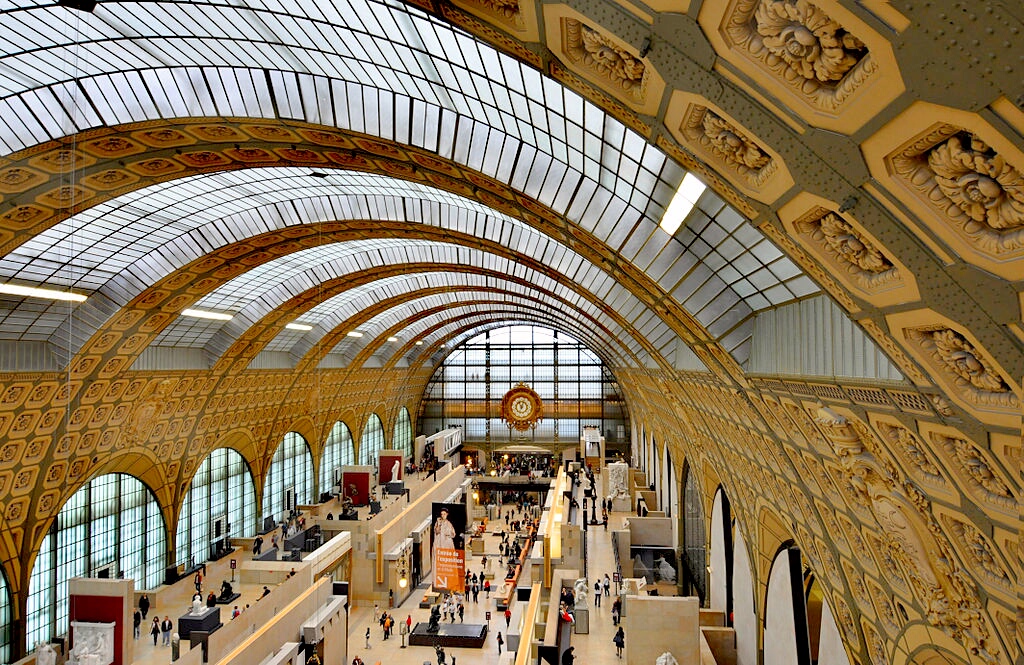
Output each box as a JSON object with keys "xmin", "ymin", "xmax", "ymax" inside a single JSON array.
[{"xmin": 0, "ymin": 0, "xmax": 818, "ymax": 367}]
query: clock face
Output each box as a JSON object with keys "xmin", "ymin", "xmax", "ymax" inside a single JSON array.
[{"xmin": 510, "ymin": 395, "xmax": 534, "ymax": 419}]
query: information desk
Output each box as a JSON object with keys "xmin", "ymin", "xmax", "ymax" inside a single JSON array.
[{"xmin": 178, "ymin": 606, "xmax": 221, "ymax": 639}]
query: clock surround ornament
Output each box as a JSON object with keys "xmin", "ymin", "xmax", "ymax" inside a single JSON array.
[{"xmin": 500, "ymin": 382, "xmax": 544, "ymax": 432}]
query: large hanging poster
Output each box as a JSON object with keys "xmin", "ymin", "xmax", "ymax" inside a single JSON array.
[{"xmin": 431, "ymin": 502, "xmax": 466, "ymax": 593}]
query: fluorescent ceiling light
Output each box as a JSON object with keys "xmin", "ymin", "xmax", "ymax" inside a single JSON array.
[
  {"xmin": 387, "ymin": 336, "xmax": 399, "ymax": 342},
  {"xmin": 182, "ymin": 308, "xmax": 233, "ymax": 321},
  {"xmin": 659, "ymin": 173, "xmax": 707, "ymax": 235},
  {"xmin": 285, "ymin": 322, "xmax": 313, "ymax": 331},
  {"xmin": 0, "ymin": 283, "xmax": 87, "ymax": 302},
  {"xmin": 347, "ymin": 331, "xmax": 364, "ymax": 338},
  {"xmin": 415, "ymin": 340, "xmax": 423, "ymax": 346}
]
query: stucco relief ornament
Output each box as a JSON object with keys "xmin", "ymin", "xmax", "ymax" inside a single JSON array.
[
  {"xmin": 931, "ymin": 329, "xmax": 1010, "ymax": 394},
  {"xmin": 580, "ymin": 25, "xmax": 645, "ymax": 90},
  {"xmin": 928, "ymin": 135, "xmax": 1024, "ymax": 232},
  {"xmin": 701, "ymin": 112, "xmax": 770, "ymax": 169},
  {"xmin": 814, "ymin": 408, "xmax": 1000, "ymax": 663},
  {"xmin": 477, "ymin": 0, "xmax": 519, "ymax": 20},
  {"xmin": 754, "ymin": 0, "xmax": 866, "ymax": 83},
  {"xmin": 817, "ymin": 212, "xmax": 893, "ymax": 274}
]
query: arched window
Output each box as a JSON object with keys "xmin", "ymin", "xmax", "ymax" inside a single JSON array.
[
  {"xmin": 0, "ymin": 567, "xmax": 10, "ymax": 664},
  {"xmin": 360, "ymin": 413, "xmax": 385, "ymax": 465},
  {"xmin": 176, "ymin": 448, "xmax": 257, "ymax": 568},
  {"xmin": 263, "ymin": 432, "xmax": 314, "ymax": 523},
  {"xmin": 393, "ymin": 407, "xmax": 413, "ymax": 458},
  {"xmin": 681, "ymin": 464, "xmax": 707, "ymax": 602},
  {"xmin": 321, "ymin": 421, "xmax": 354, "ymax": 493},
  {"xmin": 27, "ymin": 474, "xmax": 166, "ymax": 646}
]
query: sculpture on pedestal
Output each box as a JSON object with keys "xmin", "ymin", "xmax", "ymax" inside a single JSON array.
[
  {"xmin": 607, "ymin": 461, "xmax": 629, "ymax": 499},
  {"xmin": 427, "ymin": 604, "xmax": 442, "ymax": 633},
  {"xmin": 573, "ymin": 578, "xmax": 589, "ymax": 607},
  {"xmin": 191, "ymin": 598, "xmax": 204, "ymax": 615},
  {"xmin": 391, "ymin": 459, "xmax": 401, "ymax": 481}
]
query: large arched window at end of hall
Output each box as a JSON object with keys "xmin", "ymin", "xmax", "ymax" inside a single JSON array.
[
  {"xmin": 419, "ymin": 325, "xmax": 630, "ymax": 453},
  {"xmin": 393, "ymin": 407, "xmax": 413, "ymax": 459},
  {"xmin": 321, "ymin": 421, "xmax": 355, "ymax": 495},
  {"xmin": 681, "ymin": 462, "xmax": 707, "ymax": 602},
  {"xmin": 262, "ymin": 432, "xmax": 314, "ymax": 525},
  {"xmin": 359, "ymin": 413, "xmax": 385, "ymax": 466},
  {"xmin": 0, "ymin": 567, "xmax": 10, "ymax": 664},
  {"xmin": 176, "ymin": 447, "xmax": 258, "ymax": 569},
  {"xmin": 27, "ymin": 473, "xmax": 167, "ymax": 647}
]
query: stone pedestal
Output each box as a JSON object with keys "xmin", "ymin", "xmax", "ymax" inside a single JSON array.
[
  {"xmin": 611, "ymin": 497, "xmax": 632, "ymax": 513},
  {"xmin": 573, "ymin": 607, "xmax": 589, "ymax": 634},
  {"xmin": 178, "ymin": 607, "xmax": 221, "ymax": 639},
  {"xmin": 624, "ymin": 596, "xmax": 699, "ymax": 665}
]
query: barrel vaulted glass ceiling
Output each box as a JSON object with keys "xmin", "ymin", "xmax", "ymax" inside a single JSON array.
[{"xmin": 0, "ymin": 0, "xmax": 818, "ymax": 369}]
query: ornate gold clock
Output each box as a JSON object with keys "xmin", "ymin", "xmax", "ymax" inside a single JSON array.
[{"xmin": 500, "ymin": 382, "xmax": 543, "ymax": 432}]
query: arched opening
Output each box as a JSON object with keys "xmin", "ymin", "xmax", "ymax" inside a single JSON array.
[
  {"xmin": 393, "ymin": 407, "xmax": 413, "ymax": 459},
  {"xmin": 805, "ymin": 576, "xmax": 852, "ymax": 665},
  {"xmin": 709, "ymin": 488, "xmax": 732, "ymax": 618},
  {"xmin": 680, "ymin": 462, "xmax": 707, "ymax": 602},
  {"xmin": 262, "ymin": 432, "xmax": 314, "ymax": 526},
  {"xmin": 764, "ymin": 543, "xmax": 812, "ymax": 665},
  {"xmin": 418, "ymin": 325, "xmax": 630, "ymax": 456},
  {"xmin": 731, "ymin": 521, "xmax": 757, "ymax": 665},
  {"xmin": 359, "ymin": 413, "xmax": 385, "ymax": 466},
  {"xmin": 321, "ymin": 421, "xmax": 355, "ymax": 497},
  {"xmin": 176, "ymin": 447, "xmax": 258, "ymax": 569},
  {"xmin": 0, "ymin": 566, "xmax": 10, "ymax": 663},
  {"xmin": 27, "ymin": 474, "xmax": 167, "ymax": 647}
]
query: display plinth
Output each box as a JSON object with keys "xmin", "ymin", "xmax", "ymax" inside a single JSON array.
[
  {"xmin": 178, "ymin": 607, "xmax": 221, "ymax": 639},
  {"xmin": 408, "ymin": 623, "xmax": 488, "ymax": 648},
  {"xmin": 573, "ymin": 607, "xmax": 589, "ymax": 634},
  {"xmin": 611, "ymin": 497, "xmax": 632, "ymax": 513}
]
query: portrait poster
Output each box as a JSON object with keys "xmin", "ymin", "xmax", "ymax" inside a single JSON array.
[{"xmin": 431, "ymin": 502, "xmax": 466, "ymax": 592}]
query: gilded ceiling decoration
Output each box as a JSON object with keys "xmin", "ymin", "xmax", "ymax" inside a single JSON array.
[
  {"xmin": 720, "ymin": 0, "xmax": 875, "ymax": 113},
  {"xmin": 563, "ymin": 19, "xmax": 648, "ymax": 103}
]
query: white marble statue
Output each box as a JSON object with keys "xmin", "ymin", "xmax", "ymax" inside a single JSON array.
[
  {"xmin": 573, "ymin": 578, "xmax": 589, "ymax": 607},
  {"xmin": 654, "ymin": 555, "xmax": 676, "ymax": 583},
  {"xmin": 656, "ymin": 652, "xmax": 679, "ymax": 665},
  {"xmin": 36, "ymin": 643, "xmax": 57, "ymax": 665},
  {"xmin": 70, "ymin": 621, "xmax": 114, "ymax": 665},
  {"xmin": 607, "ymin": 461, "xmax": 629, "ymax": 499},
  {"xmin": 191, "ymin": 598, "xmax": 204, "ymax": 615},
  {"xmin": 391, "ymin": 459, "xmax": 401, "ymax": 481}
]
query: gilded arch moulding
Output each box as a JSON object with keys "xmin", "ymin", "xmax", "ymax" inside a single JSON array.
[
  {"xmin": 886, "ymin": 311, "xmax": 1021, "ymax": 429},
  {"xmin": 697, "ymin": 0, "xmax": 903, "ymax": 133},
  {"xmin": 863, "ymin": 102, "xmax": 1024, "ymax": 281},
  {"xmin": 542, "ymin": 5, "xmax": 665, "ymax": 117},
  {"xmin": 777, "ymin": 192, "xmax": 919, "ymax": 307},
  {"xmin": 665, "ymin": 92, "xmax": 794, "ymax": 203}
]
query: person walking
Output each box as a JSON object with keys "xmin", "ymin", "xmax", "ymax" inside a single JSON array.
[
  {"xmin": 194, "ymin": 571, "xmax": 203, "ymax": 595},
  {"xmin": 613, "ymin": 626, "xmax": 625, "ymax": 658},
  {"xmin": 611, "ymin": 598, "xmax": 621, "ymax": 625},
  {"xmin": 603, "ymin": 574, "xmax": 611, "ymax": 596},
  {"xmin": 139, "ymin": 593, "xmax": 150, "ymax": 620},
  {"xmin": 594, "ymin": 580, "xmax": 602, "ymax": 607},
  {"xmin": 160, "ymin": 616, "xmax": 173, "ymax": 645},
  {"xmin": 504, "ymin": 607, "xmax": 511, "ymax": 627},
  {"xmin": 133, "ymin": 608, "xmax": 142, "ymax": 639},
  {"xmin": 406, "ymin": 614, "xmax": 412, "ymax": 634},
  {"xmin": 562, "ymin": 645, "xmax": 576, "ymax": 665},
  {"xmin": 364, "ymin": 626, "xmax": 371, "ymax": 649},
  {"xmin": 149, "ymin": 617, "xmax": 160, "ymax": 646},
  {"xmin": 496, "ymin": 631, "xmax": 504, "ymax": 655}
]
